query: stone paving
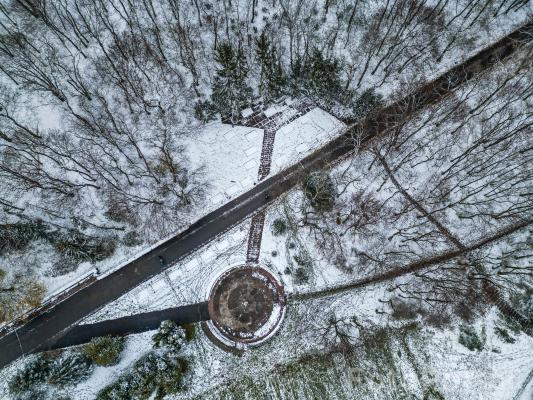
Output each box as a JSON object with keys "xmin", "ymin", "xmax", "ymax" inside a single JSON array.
[
  {"xmin": 246, "ymin": 211, "xmax": 265, "ymax": 263},
  {"xmin": 229, "ymin": 97, "xmax": 316, "ymax": 263},
  {"xmin": 242, "ymin": 98, "xmax": 315, "ymax": 180}
]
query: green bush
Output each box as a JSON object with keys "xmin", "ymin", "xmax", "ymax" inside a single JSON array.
[
  {"xmin": 211, "ymin": 42, "xmax": 253, "ymax": 120},
  {"xmin": 458, "ymin": 325, "xmax": 486, "ymax": 351},
  {"xmin": 423, "ymin": 386, "xmax": 445, "ymax": 400},
  {"xmin": 0, "ymin": 221, "xmax": 47, "ymax": 255},
  {"xmin": 293, "ymin": 267, "xmax": 309, "ymax": 284},
  {"xmin": 122, "ymin": 231, "xmax": 142, "ymax": 247},
  {"xmin": 9, "ymin": 355, "xmax": 52, "ymax": 393},
  {"xmin": 194, "ymin": 100, "xmax": 217, "ymax": 122},
  {"xmin": 46, "ymin": 352, "xmax": 94, "ymax": 387},
  {"xmin": 49, "ymin": 256, "xmax": 80, "ymax": 277},
  {"xmin": 352, "ymin": 88, "xmax": 383, "ymax": 119},
  {"xmin": 9, "ymin": 351, "xmax": 94, "ymax": 395},
  {"xmin": 0, "ymin": 222, "xmax": 117, "ymax": 276},
  {"xmin": 271, "ymin": 219, "xmax": 287, "ymax": 236},
  {"xmin": 293, "ymin": 251, "xmax": 312, "ymax": 268},
  {"xmin": 153, "ymin": 320, "xmax": 186, "ymax": 352},
  {"xmin": 292, "ymin": 48, "xmax": 344, "ymax": 101},
  {"xmin": 494, "ymin": 327, "xmax": 516, "ymax": 344},
  {"xmin": 182, "ymin": 323, "xmax": 197, "ymax": 342},
  {"xmin": 84, "ymin": 336, "xmax": 126, "ymax": 366},
  {"xmin": 12, "ymin": 386, "xmax": 49, "ymax": 400},
  {"xmin": 303, "ymin": 172, "xmax": 336, "ymax": 212},
  {"xmin": 97, "ymin": 351, "xmax": 188, "ymax": 400},
  {"xmin": 0, "ymin": 278, "xmax": 45, "ymax": 323},
  {"xmin": 503, "ymin": 285, "xmax": 533, "ymax": 336},
  {"xmin": 50, "ymin": 231, "xmax": 116, "ymax": 263}
]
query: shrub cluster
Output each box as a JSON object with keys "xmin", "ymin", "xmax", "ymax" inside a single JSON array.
[
  {"xmin": 83, "ymin": 336, "xmax": 126, "ymax": 366},
  {"xmin": 50, "ymin": 231, "xmax": 116, "ymax": 264},
  {"xmin": 352, "ymin": 88, "xmax": 384, "ymax": 119},
  {"xmin": 152, "ymin": 320, "xmax": 186, "ymax": 353},
  {"xmin": 303, "ymin": 172, "xmax": 336, "ymax": 212},
  {"xmin": 458, "ymin": 325, "xmax": 486, "ymax": 351},
  {"xmin": 0, "ymin": 278, "xmax": 45, "ymax": 324},
  {"xmin": 97, "ymin": 351, "xmax": 188, "ymax": 400},
  {"xmin": 9, "ymin": 351, "xmax": 94, "ymax": 396},
  {"xmin": 271, "ymin": 219, "xmax": 287, "ymax": 236},
  {"xmin": 0, "ymin": 221, "xmax": 46, "ymax": 255},
  {"xmin": 97, "ymin": 320, "xmax": 194, "ymax": 400},
  {"xmin": 0, "ymin": 221, "xmax": 117, "ymax": 277}
]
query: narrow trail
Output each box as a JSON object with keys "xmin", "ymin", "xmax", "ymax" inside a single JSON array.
[
  {"xmin": 290, "ymin": 220, "xmax": 531, "ymax": 302},
  {"xmin": 513, "ymin": 367, "xmax": 533, "ymax": 400},
  {"xmin": 246, "ymin": 211, "xmax": 266, "ymax": 263},
  {"xmin": 242, "ymin": 98, "xmax": 315, "ymax": 263},
  {"xmin": 378, "ymin": 155, "xmax": 530, "ymax": 327}
]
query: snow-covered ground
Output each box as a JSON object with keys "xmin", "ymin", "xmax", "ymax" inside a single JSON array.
[
  {"xmin": 270, "ymin": 108, "xmax": 345, "ymax": 174},
  {"xmin": 187, "ymin": 123, "xmax": 263, "ymax": 206},
  {"xmin": 1, "ymin": 3, "xmax": 531, "ymax": 398},
  {"xmin": 2, "ymin": 279, "xmax": 530, "ymax": 400}
]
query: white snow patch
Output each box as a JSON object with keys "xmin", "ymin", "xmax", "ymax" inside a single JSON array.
[
  {"xmin": 270, "ymin": 108, "xmax": 345, "ymax": 174},
  {"xmin": 241, "ymin": 108, "xmax": 253, "ymax": 118},
  {"xmin": 264, "ymin": 104, "xmax": 287, "ymax": 118}
]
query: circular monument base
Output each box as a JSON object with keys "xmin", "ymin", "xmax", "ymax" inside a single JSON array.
[{"xmin": 206, "ymin": 266, "xmax": 286, "ymax": 349}]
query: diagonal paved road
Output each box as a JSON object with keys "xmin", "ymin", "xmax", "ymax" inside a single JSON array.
[{"xmin": 0, "ymin": 21, "xmax": 530, "ymax": 370}]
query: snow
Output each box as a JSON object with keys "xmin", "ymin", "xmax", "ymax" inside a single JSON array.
[
  {"xmin": 284, "ymin": 98, "xmax": 295, "ymax": 106},
  {"xmin": 188, "ymin": 122, "xmax": 263, "ymax": 202},
  {"xmin": 1, "ymin": 2, "xmax": 531, "ymax": 399},
  {"xmin": 1, "ymin": 0, "xmax": 528, "ymax": 332},
  {"xmin": 264, "ymin": 104, "xmax": 287, "ymax": 118},
  {"xmin": 66, "ymin": 107, "xmax": 348, "ymax": 325},
  {"xmin": 73, "ymin": 332, "xmax": 154, "ymax": 399},
  {"xmin": 241, "ymin": 108, "xmax": 253, "ymax": 118},
  {"xmin": 519, "ymin": 376, "xmax": 533, "ymax": 400},
  {"xmin": 251, "ymin": 303, "xmax": 284, "ymax": 343},
  {"xmin": 270, "ymin": 108, "xmax": 345, "ymax": 174}
]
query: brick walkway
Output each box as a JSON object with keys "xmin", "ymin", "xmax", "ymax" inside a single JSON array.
[
  {"xmin": 238, "ymin": 98, "xmax": 315, "ymax": 263},
  {"xmin": 258, "ymin": 128, "xmax": 276, "ymax": 178},
  {"xmin": 246, "ymin": 211, "xmax": 265, "ymax": 263},
  {"xmin": 228, "ymin": 98, "xmax": 315, "ymax": 181}
]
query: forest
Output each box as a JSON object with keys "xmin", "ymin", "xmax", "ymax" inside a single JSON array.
[{"xmin": 0, "ymin": 0, "xmax": 531, "ymax": 399}]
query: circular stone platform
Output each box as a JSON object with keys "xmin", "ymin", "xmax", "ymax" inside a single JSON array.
[{"xmin": 207, "ymin": 266, "xmax": 286, "ymax": 348}]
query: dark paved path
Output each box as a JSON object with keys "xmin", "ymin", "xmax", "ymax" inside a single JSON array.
[
  {"xmin": 46, "ymin": 302, "xmax": 209, "ymax": 351},
  {"xmin": 258, "ymin": 127, "xmax": 277, "ymax": 178},
  {"xmin": 0, "ymin": 21, "xmax": 530, "ymax": 369}
]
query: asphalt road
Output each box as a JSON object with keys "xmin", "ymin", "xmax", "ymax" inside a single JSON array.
[{"xmin": 0, "ymin": 21, "xmax": 530, "ymax": 369}]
